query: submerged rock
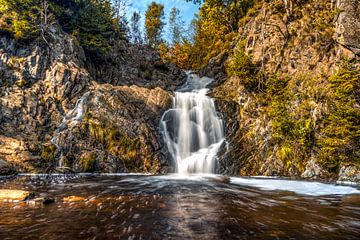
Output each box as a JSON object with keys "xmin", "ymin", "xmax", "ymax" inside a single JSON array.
[
  {"xmin": 0, "ymin": 189, "xmax": 34, "ymax": 202},
  {"xmin": 27, "ymin": 197, "xmax": 55, "ymax": 206},
  {"xmin": 63, "ymin": 196, "xmax": 86, "ymax": 202}
]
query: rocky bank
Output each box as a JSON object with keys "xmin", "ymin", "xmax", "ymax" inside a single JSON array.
[
  {"xmin": 0, "ymin": 24, "xmax": 185, "ymax": 174},
  {"xmin": 206, "ymin": 0, "xmax": 360, "ymax": 182}
]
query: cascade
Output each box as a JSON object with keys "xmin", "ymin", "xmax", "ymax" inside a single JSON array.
[
  {"xmin": 51, "ymin": 92, "xmax": 90, "ymax": 168},
  {"xmin": 160, "ymin": 73, "xmax": 225, "ymax": 174}
]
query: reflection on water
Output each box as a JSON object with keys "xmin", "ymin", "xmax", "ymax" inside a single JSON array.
[{"xmin": 0, "ymin": 174, "xmax": 360, "ymax": 239}]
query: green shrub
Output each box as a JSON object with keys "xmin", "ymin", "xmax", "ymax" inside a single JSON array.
[
  {"xmin": 226, "ymin": 43, "xmax": 260, "ymax": 91},
  {"xmin": 40, "ymin": 143, "xmax": 56, "ymax": 162},
  {"xmin": 80, "ymin": 152, "xmax": 96, "ymax": 172},
  {"xmin": 89, "ymin": 121, "xmax": 141, "ymax": 171},
  {"xmin": 318, "ymin": 60, "xmax": 360, "ymax": 171}
]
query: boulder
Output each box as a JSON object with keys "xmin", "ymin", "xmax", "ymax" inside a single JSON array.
[
  {"xmin": 0, "ymin": 189, "xmax": 34, "ymax": 202},
  {"xmin": 338, "ymin": 165, "xmax": 360, "ymax": 183},
  {"xmin": 301, "ymin": 159, "xmax": 324, "ymax": 179}
]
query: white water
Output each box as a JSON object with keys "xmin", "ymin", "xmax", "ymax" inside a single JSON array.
[
  {"xmin": 51, "ymin": 92, "xmax": 90, "ymax": 167},
  {"xmin": 230, "ymin": 177, "xmax": 360, "ymax": 196},
  {"xmin": 160, "ymin": 73, "xmax": 225, "ymax": 174}
]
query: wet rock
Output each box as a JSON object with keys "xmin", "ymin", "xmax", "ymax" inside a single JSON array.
[
  {"xmin": 338, "ymin": 165, "xmax": 360, "ymax": 183},
  {"xmin": 0, "ymin": 189, "xmax": 34, "ymax": 202},
  {"xmin": 301, "ymin": 159, "xmax": 324, "ymax": 179},
  {"xmin": 0, "ymin": 159, "xmax": 17, "ymax": 175},
  {"xmin": 63, "ymin": 196, "xmax": 86, "ymax": 202},
  {"xmin": 27, "ymin": 197, "xmax": 55, "ymax": 206}
]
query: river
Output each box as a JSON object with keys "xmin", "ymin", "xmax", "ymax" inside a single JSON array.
[{"xmin": 0, "ymin": 174, "xmax": 359, "ymax": 239}]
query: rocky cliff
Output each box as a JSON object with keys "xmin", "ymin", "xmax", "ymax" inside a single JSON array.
[
  {"xmin": 0, "ymin": 24, "xmax": 185, "ymax": 174},
  {"xmin": 207, "ymin": 0, "xmax": 360, "ymax": 182}
]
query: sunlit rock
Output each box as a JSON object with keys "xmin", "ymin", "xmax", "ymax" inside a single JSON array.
[{"xmin": 0, "ymin": 189, "xmax": 33, "ymax": 202}]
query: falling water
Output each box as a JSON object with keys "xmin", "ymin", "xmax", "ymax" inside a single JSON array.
[
  {"xmin": 160, "ymin": 73, "xmax": 225, "ymax": 174},
  {"xmin": 51, "ymin": 92, "xmax": 90, "ymax": 168}
]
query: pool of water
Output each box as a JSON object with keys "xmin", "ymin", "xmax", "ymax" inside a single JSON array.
[{"xmin": 0, "ymin": 174, "xmax": 360, "ymax": 239}]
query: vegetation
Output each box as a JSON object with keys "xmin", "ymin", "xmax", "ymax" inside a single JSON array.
[
  {"xmin": 88, "ymin": 121, "xmax": 141, "ymax": 171},
  {"xmin": 80, "ymin": 152, "xmax": 97, "ymax": 172},
  {"xmin": 130, "ymin": 11, "xmax": 142, "ymax": 44},
  {"xmin": 169, "ymin": 7, "xmax": 185, "ymax": 44},
  {"xmin": 40, "ymin": 143, "xmax": 56, "ymax": 162},
  {"xmin": 0, "ymin": 0, "xmax": 127, "ymax": 56},
  {"xmin": 318, "ymin": 60, "xmax": 360, "ymax": 171},
  {"xmin": 145, "ymin": 2, "xmax": 165, "ymax": 48}
]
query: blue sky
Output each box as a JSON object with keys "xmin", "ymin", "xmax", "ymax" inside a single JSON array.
[{"xmin": 125, "ymin": 0, "xmax": 200, "ymax": 42}]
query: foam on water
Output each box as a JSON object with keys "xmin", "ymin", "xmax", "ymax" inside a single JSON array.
[
  {"xmin": 160, "ymin": 73, "xmax": 225, "ymax": 174},
  {"xmin": 231, "ymin": 177, "xmax": 360, "ymax": 196}
]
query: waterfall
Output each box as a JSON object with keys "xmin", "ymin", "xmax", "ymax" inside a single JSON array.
[
  {"xmin": 160, "ymin": 73, "xmax": 225, "ymax": 174},
  {"xmin": 51, "ymin": 92, "xmax": 90, "ymax": 168}
]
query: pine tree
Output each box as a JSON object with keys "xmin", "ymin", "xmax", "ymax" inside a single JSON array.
[
  {"xmin": 145, "ymin": 2, "xmax": 165, "ymax": 48},
  {"xmin": 169, "ymin": 7, "xmax": 185, "ymax": 44},
  {"xmin": 130, "ymin": 11, "xmax": 142, "ymax": 44}
]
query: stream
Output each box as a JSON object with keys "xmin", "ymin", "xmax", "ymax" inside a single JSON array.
[{"xmin": 0, "ymin": 174, "xmax": 360, "ymax": 239}]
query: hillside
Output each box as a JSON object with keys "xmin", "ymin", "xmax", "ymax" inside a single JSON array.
[
  {"xmin": 0, "ymin": 0, "xmax": 186, "ymax": 174},
  {"xmin": 195, "ymin": 0, "xmax": 360, "ymax": 182}
]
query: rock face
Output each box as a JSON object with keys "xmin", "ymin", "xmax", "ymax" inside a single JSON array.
[
  {"xmin": 0, "ymin": 24, "xmax": 185, "ymax": 174},
  {"xmin": 88, "ymin": 42, "xmax": 186, "ymax": 91},
  {"xmin": 207, "ymin": 0, "xmax": 360, "ymax": 180},
  {"xmin": 53, "ymin": 83, "xmax": 173, "ymax": 173},
  {"xmin": 0, "ymin": 26, "xmax": 91, "ymax": 172},
  {"xmin": 336, "ymin": 0, "xmax": 360, "ymax": 55}
]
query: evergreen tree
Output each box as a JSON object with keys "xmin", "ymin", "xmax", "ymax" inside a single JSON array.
[
  {"xmin": 130, "ymin": 11, "xmax": 142, "ymax": 44},
  {"xmin": 145, "ymin": 2, "xmax": 165, "ymax": 48},
  {"xmin": 169, "ymin": 7, "xmax": 185, "ymax": 44}
]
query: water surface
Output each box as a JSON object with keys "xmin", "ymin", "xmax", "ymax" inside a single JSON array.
[{"xmin": 1, "ymin": 174, "xmax": 360, "ymax": 239}]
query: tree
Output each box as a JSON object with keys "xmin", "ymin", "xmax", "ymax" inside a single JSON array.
[
  {"xmin": 113, "ymin": 0, "xmax": 129, "ymax": 38},
  {"xmin": 145, "ymin": 2, "xmax": 165, "ymax": 48},
  {"xmin": 169, "ymin": 7, "xmax": 185, "ymax": 44},
  {"xmin": 130, "ymin": 11, "xmax": 142, "ymax": 44}
]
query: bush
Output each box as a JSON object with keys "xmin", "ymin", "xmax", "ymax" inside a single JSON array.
[
  {"xmin": 318, "ymin": 60, "xmax": 360, "ymax": 171},
  {"xmin": 80, "ymin": 152, "xmax": 96, "ymax": 172},
  {"xmin": 226, "ymin": 44, "xmax": 260, "ymax": 91}
]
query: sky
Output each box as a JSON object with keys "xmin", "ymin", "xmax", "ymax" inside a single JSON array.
[{"xmin": 125, "ymin": 0, "xmax": 201, "ymax": 42}]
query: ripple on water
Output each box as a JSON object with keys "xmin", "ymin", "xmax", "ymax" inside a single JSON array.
[{"xmin": 0, "ymin": 174, "xmax": 359, "ymax": 239}]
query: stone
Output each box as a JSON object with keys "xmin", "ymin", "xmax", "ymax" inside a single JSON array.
[
  {"xmin": 338, "ymin": 165, "xmax": 360, "ymax": 183},
  {"xmin": 0, "ymin": 190, "xmax": 34, "ymax": 202},
  {"xmin": 53, "ymin": 83, "xmax": 173, "ymax": 173},
  {"xmin": 301, "ymin": 159, "xmax": 324, "ymax": 179},
  {"xmin": 336, "ymin": 0, "xmax": 360, "ymax": 55},
  {"xmin": 63, "ymin": 196, "xmax": 86, "ymax": 202},
  {"xmin": 0, "ymin": 19, "xmax": 185, "ymax": 174}
]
